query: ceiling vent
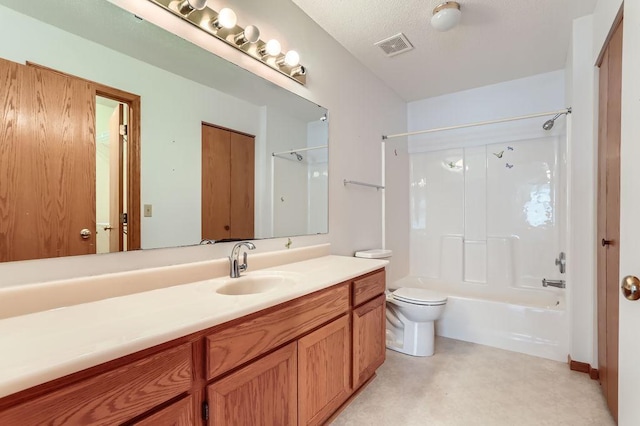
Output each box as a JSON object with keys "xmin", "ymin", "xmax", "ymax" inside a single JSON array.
[{"xmin": 374, "ymin": 33, "xmax": 414, "ymax": 57}]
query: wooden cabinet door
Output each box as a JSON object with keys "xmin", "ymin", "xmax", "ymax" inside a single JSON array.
[
  {"xmin": 207, "ymin": 342, "xmax": 297, "ymax": 426},
  {"xmin": 353, "ymin": 295, "xmax": 386, "ymax": 388},
  {"xmin": 298, "ymin": 315, "xmax": 351, "ymax": 426}
]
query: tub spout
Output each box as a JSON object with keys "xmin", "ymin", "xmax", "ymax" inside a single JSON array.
[{"xmin": 542, "ymin": 278, "xmax": 566, "ymax": 289}]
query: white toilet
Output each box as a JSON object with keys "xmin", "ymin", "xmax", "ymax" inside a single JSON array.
[
  {"xmin": 354, "ymin": 249, "xmax": 447, "ymax": 357},
  {"xmin": 385, "ymin": 287, "xmax": 447, "ymax": 356}
]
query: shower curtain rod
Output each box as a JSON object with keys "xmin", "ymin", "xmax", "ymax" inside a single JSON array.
[
  {"xmin": 272, "ymin": 145, "xmax": 328, "ymax": 156},
  {"xmin": 381, "ymin": 107, "xmax": 572, "ymax": 140}
]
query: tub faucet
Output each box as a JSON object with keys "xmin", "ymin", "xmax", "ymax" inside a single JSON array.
[{"xmin": 229, "ymin": 242, "xmax": 256, "ymax": 278}]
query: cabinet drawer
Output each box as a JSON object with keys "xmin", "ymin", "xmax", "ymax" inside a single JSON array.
[
  {"xmin": 134, "ymin": 395, "xmax": 194, "ymax": 426},
  {"xmin": 0, "ymin": 343, "xmax": 193, "ymax": 426},
  {"xmin": 206, "ymin": 283, "xmax": 349, "ymax": 380},
  {"xmin": 352, "ymin": 269, "xmax": 385, "ymax": 306}
]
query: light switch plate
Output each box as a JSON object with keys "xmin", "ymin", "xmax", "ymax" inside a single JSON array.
[{"xmin": 144, "ymin": 204, "xmax": 152, "ymax": 217}]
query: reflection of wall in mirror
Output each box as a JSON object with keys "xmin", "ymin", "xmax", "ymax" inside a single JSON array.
[
  {"xmin": 262, "ymin": 108, "xmax": 328, "ymax": 238},
  {"xmin": 307, "ymin": 120, "xmax": 329, "ymax": 235}
]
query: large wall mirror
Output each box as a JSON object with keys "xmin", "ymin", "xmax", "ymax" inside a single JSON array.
[{"xmin": 0, "ymin": 0, "xmax": 328, "ymax": 263}]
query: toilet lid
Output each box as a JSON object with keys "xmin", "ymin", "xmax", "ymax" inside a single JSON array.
[{"xmin": 392, "ymin": 287, "xmax": 447, "ymax": 305}]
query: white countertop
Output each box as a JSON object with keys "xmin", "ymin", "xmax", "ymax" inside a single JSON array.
[{"xmin": 0, "ymin": 255, "xmax": 387, "ymax": 398}]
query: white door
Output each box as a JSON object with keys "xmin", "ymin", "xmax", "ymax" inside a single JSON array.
[{"xmin": 617, "ymin": 2, "xmax": 640, "ymax": 424}]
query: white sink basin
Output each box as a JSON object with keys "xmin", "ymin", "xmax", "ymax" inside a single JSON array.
[{"xmin": 214, "ymin": 272, "xmax": 301, "ymax": 295}]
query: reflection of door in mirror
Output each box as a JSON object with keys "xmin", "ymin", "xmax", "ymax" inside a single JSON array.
[
  {"xmin": 202, "ymin": 123, "xmax": 255, "ymax": 240},
  {"xmin": 0, "ymin": 58, "xmax": 142, "ymax": 262},
  {"xmin": 0, "ymin": 58, "xmax": 96, "ymax": 262}
]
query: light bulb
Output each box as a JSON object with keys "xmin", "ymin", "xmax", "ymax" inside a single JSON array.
[
  {"xmin": 235, "ymin": 25, "xmax": 260, "ymax": 45},
  {"xmin": 217, "ymin": 8, "xmax": 237, "ymax": 29},
  {"xmin": 244, "ymin": 25, "xmax": 260, "ymax": 43},
  {"xmin": 265, "ymin": 39, "xmax": 281, "ymax": 56},
  {"xmin": 284, "ymin": 50, "xmax": 300, "ymax": 67},
  {"xmin": 177, "ymin": 0, "xmax": 207, "ymax": 16}
]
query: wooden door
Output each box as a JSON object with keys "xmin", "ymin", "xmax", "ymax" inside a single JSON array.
[
  {"xmin": 597, "ymin": 18, "xmax": 623, "ymax": 421},
  {"xmin": 207, "ymin": 342, "xmax": 297, "ymax": 426},
  {"xmin": 0, "ymin": 58, "xmax": 95, "ymax": 262},
  {"xmin": 298, "ymin": 315, "xmax": 351, "ymax": 426},
  {"xmin": 353, "ymin": 295, "xmax": 386, "ymax": 388},
  {"xmin": 108, "ymin": 104, "xmax": 124, "ymax": 252},
  {"xmin": 201, "ymin": 124, "xmax": 254, "ymax": 240},
  {"xmin": 229, "ymin": 131, "xmax": 254, "ymax": 239}
]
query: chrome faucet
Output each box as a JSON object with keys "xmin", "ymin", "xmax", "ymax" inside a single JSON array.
[{"xmin": 229, "ymin": 242, "xmax": 256, "ymax": 278}]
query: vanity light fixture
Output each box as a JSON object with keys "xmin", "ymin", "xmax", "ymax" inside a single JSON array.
[
  {"xmin": 276, "ymin": 50, "xmax": 300, "ymax": 67},
  {"xmin": 177, "ymin": 0, "xmax": 207, "ymax": 16},
  {"xmin": 258, "ymin": 39, "xmax": 282, "ymax": 57},
  {"xmin": 431, "ymin": 1, "xmax": 462, "ymax": 32},
  {"xmin": 210, "ymin": 7, "xmax": 237, "ymax": 30},
  {"xmin": 234, "ymin": 25, "xmax": 260, "ymax": 45},
  {"xmin": 290, "ymin": 65, "xmax": 306, "ymax": 77},
  {"xmin": 150, "ymin": 0, "xmax": 307, "ymax": 84}
]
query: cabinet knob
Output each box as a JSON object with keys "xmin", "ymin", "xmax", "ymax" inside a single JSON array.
[
  {"xmin": 224, "ymin": 225, "xmax": 230, "ymax": 231},
  {"xmin": 602, "ymin": 238, "xmax": 613, "ymax": 247}
]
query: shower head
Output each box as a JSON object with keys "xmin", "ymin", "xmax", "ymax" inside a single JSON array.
[
  {"xmin": 542, "ymin": 113, "xmax": 563, "ymax": 131},
  {"xmin": 291, "ymin": 152, "xmax": 303, "ymax": 161}
]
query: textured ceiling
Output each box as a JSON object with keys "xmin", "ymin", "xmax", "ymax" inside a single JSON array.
[{"xmin": 292, "ymin": 0, "xmax": 598, "ymax": 101}]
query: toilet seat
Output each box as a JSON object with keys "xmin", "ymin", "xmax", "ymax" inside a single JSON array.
[{"xmin": 391, "ymin": 287, "xmax": 447, "ymax": 306}]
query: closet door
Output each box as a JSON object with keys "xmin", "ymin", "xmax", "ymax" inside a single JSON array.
[
  {"xmin": 202, "ymin": 125, "xmax": 231, "ymax": 240},
  {"xmin": 596, "ymin": 18, "xmax": 622, "ymax": 422},
  {"xmin": 229, "ymin": 131, "xmax": 254, "ymax": 240},
  {"xmin": 201, "ymin": 124, "xmax": 254, "ymax": 241}
]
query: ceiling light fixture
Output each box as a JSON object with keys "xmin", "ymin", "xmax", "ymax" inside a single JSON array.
[
  {"xmin": 153, "ymin": 0, "xmax": 307, "ymax": 84},
  {"xmin": 430, "ymin": 1, "xmax": 461, "ymax": 32},
  {"xmin": 177, "ymin": 0, "xmax": 207, "ymax": 16}
]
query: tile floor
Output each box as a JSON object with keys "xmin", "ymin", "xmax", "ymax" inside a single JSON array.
[{"xmin": 332, "ymin": 337, "xmax": 615, "ymax": 426}]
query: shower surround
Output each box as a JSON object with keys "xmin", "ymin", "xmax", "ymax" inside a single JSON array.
[{"xmin": 405, "ymin": 133, "xmax": 568, "ymax": 361}]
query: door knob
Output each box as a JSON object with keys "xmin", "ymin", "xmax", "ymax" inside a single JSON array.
[
  {"xmin": 80, "ymin": 229, "xmax": 91, "ymax": 239},
  {"xmin": 602, "ymin": 238, "xmax": 613, "ymax": 246},
  {"xmin": 622, "ymin": 276, "xmax": 640, "ymax": 301}
]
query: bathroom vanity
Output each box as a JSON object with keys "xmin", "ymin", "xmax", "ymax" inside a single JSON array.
[{"xmin": 0, "ymin": 256, "xmax": 386, "ymax": 425}]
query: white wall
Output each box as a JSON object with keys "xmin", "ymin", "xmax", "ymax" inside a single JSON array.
[{"xmin": 0, "ymin": 0, "xmax": 406, "ymax": 285}]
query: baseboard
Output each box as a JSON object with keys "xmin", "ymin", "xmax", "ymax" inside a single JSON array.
[{"xmin": 568, "ymin": 355, "xmax": 599, "ymax": 380}]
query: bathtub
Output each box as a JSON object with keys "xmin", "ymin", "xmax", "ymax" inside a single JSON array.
[{"xmin": 392, "ymin": 276, "xmax": 569, "ymax": 362}]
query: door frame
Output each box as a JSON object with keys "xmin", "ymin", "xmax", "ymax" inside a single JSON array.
[{"xmin": 26, "ymin": 62, "xmax": 141, "ymax": 250}]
